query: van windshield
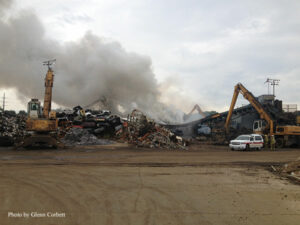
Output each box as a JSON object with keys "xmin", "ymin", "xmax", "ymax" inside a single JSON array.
[{"xmin": 236, "ymin": 135, "xmax": 250, "ymax": 140}]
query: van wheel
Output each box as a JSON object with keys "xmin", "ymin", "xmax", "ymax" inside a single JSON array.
[{"xmin": 246, "ymin": 144, "xmax": 250, "ymax": 151}]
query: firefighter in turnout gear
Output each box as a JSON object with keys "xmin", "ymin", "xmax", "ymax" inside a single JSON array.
[
  {"xmin": 270, "ymin": 135, "xmax": 276, "ymax": 151},
  {"xmin": 264, "ymin": 134, "xmax": 269, "ymax": 149}
]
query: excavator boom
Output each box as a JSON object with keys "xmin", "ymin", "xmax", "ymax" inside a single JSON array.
[
  {"xmin": 188, "ymin": 104, "xmax": 206, "ymax": 117},
  {"xmin": 225, "ymin": 83, "xmax": 274, "ymax": 134},
  {"xmin": 42, "ymin": 59, "xmax": 56, "ymax": 118},
  {"xmin": 43, "ymin": 67, "xmax": 54, "ymax": 118}
]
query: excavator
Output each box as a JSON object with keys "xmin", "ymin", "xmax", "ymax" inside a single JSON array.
[
  {"xmin": 183, "ymin": 104, "xmax": 206, "ymax": 122},
  {"xmin": 188, "ymin": 104, "xmax": 206, "ymax": 117},
  {"xmin": 225, "ymin": 83, "xmax": 300, "ymax": 147},
  {"xmin": 20, "ymin": 59, "xmax": 61, "ymax": 148}
]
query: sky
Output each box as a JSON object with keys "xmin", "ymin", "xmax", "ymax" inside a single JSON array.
[{"xmin": 1, "ymin": 0, "xmax": 300, "ymax": 114}]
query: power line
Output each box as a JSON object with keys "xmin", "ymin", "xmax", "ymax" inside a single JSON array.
[{"xmin": 265, "ymin": 78, "xmax": 280, "ymax": 97}]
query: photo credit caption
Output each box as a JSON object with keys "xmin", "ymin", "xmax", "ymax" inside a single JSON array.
[{"xmin": 8, "ymin": 212, "xmax": 66, "ymax": 218}]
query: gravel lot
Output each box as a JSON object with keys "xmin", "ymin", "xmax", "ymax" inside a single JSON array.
[{"xmin": 0, "ymin": 144, "xmax": 299, "ymax": 225}]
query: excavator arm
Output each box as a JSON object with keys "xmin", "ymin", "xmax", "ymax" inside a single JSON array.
[
  {"xmin": 225, "ymin": 83, "xmax": 274, "ymax": 134},
  {"xmin": 188, "ymin": 104, "xmax": 206, "ymax": 117}
]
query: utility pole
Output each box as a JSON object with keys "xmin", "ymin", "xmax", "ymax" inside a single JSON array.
[
  {"xmin": 2, "ymin": 93, "xmax": 5, "ymax": 112},
  {"xmin": 265, "ymin": 78, "xmax": 280, "ymax": 97}
]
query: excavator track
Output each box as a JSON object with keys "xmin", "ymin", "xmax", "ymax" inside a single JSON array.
[{"xmin": 16, "ymin": 134, "xmax": 64, "ymax": 149}]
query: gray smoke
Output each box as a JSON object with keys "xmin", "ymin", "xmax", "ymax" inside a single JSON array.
[
  {"xmin": 0, "ymin": 0, "xmax": 11, "ymax": 11},
  {"xmin": 0, "ymin": 1, "xmax": 183, "ymax": 123}
]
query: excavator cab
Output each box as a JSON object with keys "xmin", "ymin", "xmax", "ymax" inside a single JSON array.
[
  {"xmin": 253, "ymin": 120, "xmax": 267, "ymax": 134},
  {"xmin": 253, "ymin": 120, "xmax": 263, "ymax": 134},
  {"xmin": 27, "ymin": 99, "xmax": 42, "ymax": 119}
]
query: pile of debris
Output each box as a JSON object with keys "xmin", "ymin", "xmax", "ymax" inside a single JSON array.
[
  {"xmin": 62, "ymin": 127, "xmax": 115, "ymax": 146},
  {"xmin": 119, "ymin": 110, "xmax": 187, "ymax": 149},
  {"xmin": 58, "ymin": 108, "xmax": 186, "ymax": 149},
  {"xmin": 57, "ymin": 106, "xmax": 123, "ymax": 137},
  {"xmin": 0, "ymin": 107, "xmax": 186, "ymax": 149},
  {"xmin": 0, "ymin": 112, "xmax": 26, "ymax": 146}
]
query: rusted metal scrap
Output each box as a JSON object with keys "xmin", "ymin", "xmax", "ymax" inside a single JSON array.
[
  {"xmin": 0, "ymin": 112, "xmax": 26, "ymax": 146},
  {"xmin": 56, "ymin": 106, "xmax": 123, "ymax": 138},
  {"xmin": 121, "ymin": 109, "xmax": 187, "ymax": 149}
]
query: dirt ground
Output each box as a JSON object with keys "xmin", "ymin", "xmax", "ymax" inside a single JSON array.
[{"xmin": 0, "ymin": 144, "xmax": 300, "ymax": 225}]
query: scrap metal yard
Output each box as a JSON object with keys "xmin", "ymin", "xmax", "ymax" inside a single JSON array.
[
  {"xmin": 1, "ymin": 78, "xmax": 300, "ymax": 225},
  {"xmin": 1, "ymin": 73, "xmax": 300, "ymax": 225},
  {"xmin": 1, "ymin": 1, "xmax": 300, "ymax": 224},
  {"xmin": 1, "ymin": 145, "xmax": 300, "ymax": 225}
]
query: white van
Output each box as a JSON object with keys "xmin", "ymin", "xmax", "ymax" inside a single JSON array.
[{"xmin": 229, "ymin": 134, "xmax": 264, "ymax": 151}]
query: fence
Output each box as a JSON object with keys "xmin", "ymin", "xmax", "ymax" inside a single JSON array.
[{"xmin": 282, "ymin": 104, "xmax": 297, "ymax": 112}]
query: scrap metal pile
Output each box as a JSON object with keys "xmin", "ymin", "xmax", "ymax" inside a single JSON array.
[
  {"xmin": 0, "ymin": 112, "xmax": 26, "ymax": 146},
  {"xmin": 62, "ymin": 127, "xmax": 115, "ymax": 146},
  {"xmin": 57, "ymin": 107, "xmax": 186, "ymax": 149},
  {"xmin": 119, "ymin": 110, "xmax": 187, "ymax": 149},
  {"xmin": 0, "ymin": 106, "xmax": 186, "ymax": 149},
  {"xmin": 57, "ymin": 106, "xmax": 123, "ymax": 137}
]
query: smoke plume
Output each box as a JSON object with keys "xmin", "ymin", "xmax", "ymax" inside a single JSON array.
[
  {"xmin": 0, "ymin": 0, "xmax": 11, "ymax": 11},
  {"xmin": 0, "ymin": 1, "xmax": 183, "ymax": 123}
]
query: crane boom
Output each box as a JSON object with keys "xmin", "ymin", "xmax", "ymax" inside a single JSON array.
[
  {"xmin": 225, "ymin": 83, "xmax": 274, "ymax": 134},
  {"xmin": 188, "ymin": 104, "xmax": 206, "ymax": 117}
]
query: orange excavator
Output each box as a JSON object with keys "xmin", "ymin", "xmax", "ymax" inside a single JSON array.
[
  {"xmin": 21, "ymin": 59, "xmax": 61, "ymax": 148},
  {"xmin": 225, "ymin": 83, "xmax": 300, "ymax": 147},
  {"xmin": 188, "ymin": 104, "xmax": 206, "ymax": 118}
]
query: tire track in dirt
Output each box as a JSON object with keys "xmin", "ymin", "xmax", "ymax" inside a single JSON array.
[
  {"xmin": 0, "ymin": 174, "xmax": 68, "ymax": 210},
  {"xmin": 134, "ymin": 168, "xmax": 143, "ymax": 213}
]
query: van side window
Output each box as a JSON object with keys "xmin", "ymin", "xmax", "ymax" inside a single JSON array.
[{"xmin": 255, "ymin": 136, "xmax": 262, "ymax": 141}]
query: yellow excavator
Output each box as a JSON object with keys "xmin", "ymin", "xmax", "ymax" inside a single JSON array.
[
  {"xmin": 188, "ymin": 104, "xmax": 206, "ymax": 117},
  {"xmin": 225, "ymin": 83, "xmax": 300, "ymax": 147},
  {"xmin": 21, "ymin": 59, "xmax": 61, "ymax": 148}
]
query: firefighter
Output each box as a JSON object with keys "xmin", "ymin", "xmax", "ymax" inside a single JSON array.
[
  {"xmin": 264, "ymin": 134, "xmax": 269, "ymax": 149},
  {"xmin": 270, "ymin": 135, "xmax": 276, "ymax": 151}
]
